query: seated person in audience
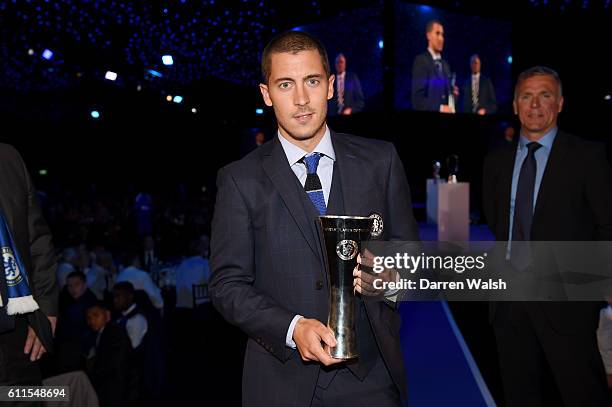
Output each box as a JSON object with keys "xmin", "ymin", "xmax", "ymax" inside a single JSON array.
[
  {"xmin": 57, "ymin": 247, "xmax": 78, "ymax": 289},
  {"xmin": 84, "ymin": 302, "xmax": 131, "ymax": 407},
  {"xmin": 82, "ymin": 251, "xmax": 112, "ymax": 301},
  {"xmin": 58, "ymin": 271, "xmax": 98, "ymax": 339},
  {"xmin": 96, "ymin": 251, "xmax": 118, "ymax": 302},
  {"xmin": 113, "ymin": 282, "xmax": 148, "ymax": 350},
  {"xmin": 140, "ymin": 235, "xmax": 159, "ymax": 273},
  {"xmin": 56, "ymin": 271, "xmax": 99, "ymax": 371},
  {"xmin": 175, "ymin": 236, "xmax": 210, "ymax": 309},
  {"xmin": 116, "ymin": 253, "xmax": 164, "ymax": 310}
]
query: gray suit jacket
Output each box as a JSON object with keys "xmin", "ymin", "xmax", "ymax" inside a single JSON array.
[
  {"xmin": 0, "ymin": 144, "xmax": 58, "ymax": 352},
  {"xmin": 210, "ymin": 131, "xmax": 419, "ymax": 406}
]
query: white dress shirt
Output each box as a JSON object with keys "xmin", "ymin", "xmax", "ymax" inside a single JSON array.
[
  {"xmin": 278, "ymin": 127, "xmax": 335, "ymax": 349},
  {"xmin": 119, "ymin": 303, "xmax": 148, "ymax": 349}
]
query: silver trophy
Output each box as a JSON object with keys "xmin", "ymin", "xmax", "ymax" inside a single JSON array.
[
  {"xmin": 318, "ymin": 215, "xmax": 377, "ymax": 359},
  {"xmin": 433, "ymin": 161, "xmax": 441, "ymax": 184},
  {"xmin": 447, "ymin": 154, "xmax": 459, "ymax": 183}
]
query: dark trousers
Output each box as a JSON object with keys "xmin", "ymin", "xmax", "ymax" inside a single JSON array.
[
  {"xmin": 311, "ymin": 355, "xmax": 400, "ymax": 407},
  {"xmin": 493, "ymin": 302, "xmax": 609, "ymax": 407},
  {"xmin": 0, "ymin": 315, "xmax": 43, "ymax": 407}
]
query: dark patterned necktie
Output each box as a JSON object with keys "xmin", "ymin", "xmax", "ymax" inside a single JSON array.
[
  {"xmin": 512, "ymin": 142, "xmax": 542, "ymax": 241},
  {"xmin": 300, "ymin": 153, "xmax": 326, "ymax": 215},
  {"xmin": 434, "ymin": 59, "xmax": 443, "ymax": 75},
  {"xmin": 472, "ymin": 77, "xmax": 479, "ymax": 111},
  {"xmin": 510, "ymin": 142, "xmax": 542, "ymax": 269}
]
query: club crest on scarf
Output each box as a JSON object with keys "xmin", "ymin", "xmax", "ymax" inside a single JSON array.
[
  {"xmin": 3, "ymin": 247, "xmax": 23, "ymax": 287},
  {"xmin": 0, "ymin": 208, "xmax": 39, "ymax": 314}
]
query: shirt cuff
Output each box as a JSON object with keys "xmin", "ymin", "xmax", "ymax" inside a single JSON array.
[
  {"xmin": 286, "ymin": 314, "xmax": 303, "ymax": 348},
  {"xmin": 384, "ymin": 271, "xmax": 402, "ymax": 302}
]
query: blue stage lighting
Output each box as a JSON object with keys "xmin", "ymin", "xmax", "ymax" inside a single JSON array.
[{"xmin": 42, "ymin": 49, "xmax": 53, "ymax": 60}]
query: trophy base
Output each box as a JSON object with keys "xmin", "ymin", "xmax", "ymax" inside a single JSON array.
[{"xmin": 330, "ymin": 350, "xmax": 359, "ymax": 360}]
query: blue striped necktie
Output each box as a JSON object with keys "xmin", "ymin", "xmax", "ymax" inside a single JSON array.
[{"xmin": 300, "ymin": 153, "xmax": 327, "ymax": 215}]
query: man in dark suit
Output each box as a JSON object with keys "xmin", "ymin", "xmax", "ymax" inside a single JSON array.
[
  {"xmin": 411, "ymin": 20, "xmax": 458, "ymax": 113},
  {"xmin": 0, "ymin": 144, "xmax": 58, "ymax": 394},
  {"xmin": 210, "ymin": 31, "xmax": 419, "ymax": 406},
  {"xmin": 462, "ymin": 54, "xmax": 497, "ymax": 115},
  {"xmin": 483, "ymin": 66, "xmax": 612, "ymax": 406},
  {"xmin": 329, "ymin": 53, "xmax": 365, "ymax": 115}
]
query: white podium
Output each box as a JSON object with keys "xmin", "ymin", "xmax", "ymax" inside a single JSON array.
[{"xmin": 426, "ymin": 179, "xmax": 470, "ymax": 241}]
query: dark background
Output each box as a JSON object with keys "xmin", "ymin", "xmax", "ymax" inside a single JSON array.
[{"xmin": 1, "ymin": 0, "xmax": 610, "ymax": 213}]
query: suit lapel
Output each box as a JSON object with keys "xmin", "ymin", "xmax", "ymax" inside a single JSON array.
[
  {"xmin": 261, "ymin": 138, "xmax": 320, "ymax": 259},
  {"xmin": 533, "ymin": 131, "xmax": 568, "ymax": 225},
  {"xmin": 498, "ymin": 145, "xmax": 516, "ymax": 239},
  {"xmin": 330, "ymin": 131, "xmax": 368, "ymax": 216}
]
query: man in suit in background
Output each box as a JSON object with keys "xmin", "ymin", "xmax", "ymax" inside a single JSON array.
[
  {"xmin": 210, "ymin": 30, "xmax": 419, "ymax": 406},
  {"xmin": 329, "ymin": 53, "xmax": 365, "ymax": 115},
  {"xmin": 411, "ymin": 20, "xmax": 458, "ymax": 113},
  {"xmin": 0, "ymin": 144, "xmax": 58, "ymax": 400},
  {"xmin": 462, "ymin": 54, "xmax": 497, "ymax": 115},
  {"xmin": 483, "ymin": 66, "xmax": 612, "ymax": 406}
]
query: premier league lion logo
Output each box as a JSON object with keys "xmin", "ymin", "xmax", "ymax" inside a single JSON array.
[{"xmin": 3, "ymin": 246, "xmax": 23, "ymax": 287}]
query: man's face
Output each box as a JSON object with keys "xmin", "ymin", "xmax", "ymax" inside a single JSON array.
[
  {"xmin": 86, "ymin": 307, "xmax": 110, "ymax": 332},
  {"xmin": 113, "ymin": 290, "xmax": 132, "ymax": 312},
  {"xmin": 335, "ymin": 55, "xmax": 346, "ymax": 74},
  {"xmin": 259, "ymin": 49, "xmax": 334, "ymax": 144},
  {"xmin": 427, "ymin": 23, "xmax": 444, "ymax": 53},
  {"xmin": 513, "ymin": 75, "xmax": 563, "ymax": 138},
  {"xmin": 471, "ymin": 57, "xmax": 481, "ymax": 74},
  {"xmin": 67, "ymin": 276, "xmax": 86, "ymax": 300},
  {"xmin": 255, "ymin": 131, "xmax": 265, "ymax": 145}
]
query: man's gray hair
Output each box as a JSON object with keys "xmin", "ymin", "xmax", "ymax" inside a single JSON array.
[{"xmin": 514, "ymin": 66, "xmax": 563, "ymax": 100}]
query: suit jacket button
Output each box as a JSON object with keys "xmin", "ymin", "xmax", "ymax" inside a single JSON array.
[{"xmin": 315, "ymin": 280, "xmax": 323, "ymax": 290}]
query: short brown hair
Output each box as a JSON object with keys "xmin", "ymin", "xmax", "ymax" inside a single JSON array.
[
  {"xmin": 426, "ymin": 20, "xmax": 443, "ymax": 33},
  {"xmin": 514, "ymin": 66, "xmax": 563, "ymax": 100},
  {"xmin": 260, "ymin": 31, "xmax": 330, "ymax": 84}
]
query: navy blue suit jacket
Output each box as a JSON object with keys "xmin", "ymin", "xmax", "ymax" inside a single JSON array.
[
  {"xmin": 329, "ymin": 71, "xmax": 365, "ymax": 115},
  {"xmin": 462, "ymin": 74, "xmax": 497, "ymax": 114},
  {"xmin": 411, "ymin": 51, "xmax": 452, "ymax": 112}
]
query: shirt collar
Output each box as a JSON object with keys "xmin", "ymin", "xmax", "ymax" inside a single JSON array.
[
  {"xmin": 122, "ymin": 303, "xmax": 137, "ymax": 316},
  {"xmin": 519, "ymin": 127, "xmax": 557, "ymax": 151},
  {"xmin": 277, "ymin": 125, "xmax": 336, "ymax": 166},
  {"xmin": 472, "ymin": 73, "xmax": 480, "ymax": 79},
  {"xmin": 428, "ymin": 48, "xmax": 441, "ymax": 60}
]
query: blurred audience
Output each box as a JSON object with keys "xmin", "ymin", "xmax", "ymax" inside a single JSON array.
[
  {"xmin": 116, "ymin": 254, "xmax": 164, "ymax": 310},
  {"xmin": 175, "ymin": 236, "xmax": 210, "ymax": 308}
]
